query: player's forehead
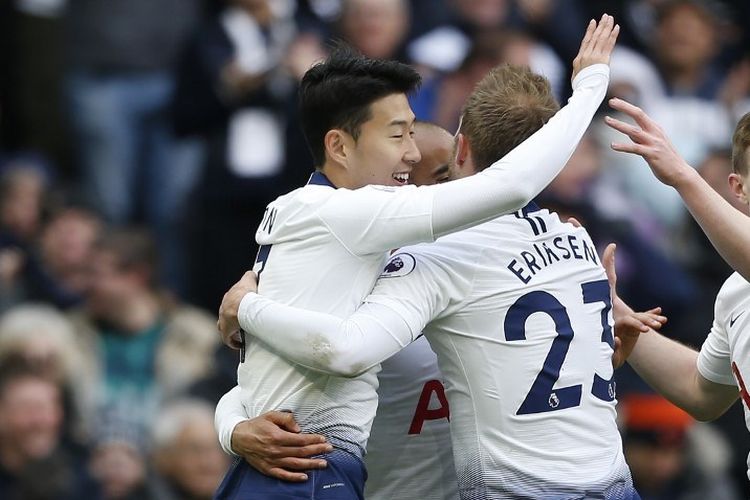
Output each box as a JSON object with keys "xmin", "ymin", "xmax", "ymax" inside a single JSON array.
[{"xmin": 365, "ymin": 93, "xmax": 415, "ymax": 129}]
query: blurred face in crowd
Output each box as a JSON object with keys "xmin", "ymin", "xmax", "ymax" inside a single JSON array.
[
  {"xmin": 410, "ymin": 124, "xmax": 457, "ymax": 186},
  {"xmin": 625, "ymin": 440, "xmax": 685, "ymax": 493},
  {"xmin": 40, "ymin": 209, "xmax": 102, "ymax": 293},
  {"xmin": 655, "ymin": 4, "xmax": 717, "ymax": 73},
  {"xmin": 335, "ymin": 93, "xmax": 420, "ymax": 188},
  {"xmin": 546, "ymin": 134, "xmax": 601, "ymax": 202},
  {"xmin": 0, "ymin": 167, "xmax": 45, "ymax": 240},
  {"xmin": 0, "ymin": 376, "xmax": 63, "ymax": 467},
  {"xmin": 155, "ymin": 417, "xmax": 229, "ymax": 498},
  {"xmin": 452, "ymin": 0, "xmax": 509, "ymax": 30},
  {"xmin": 340, "ymin": 0, "xmax": 409, "ymax": 60},
  {"xmin": 233, "ymin": 0, "xmax": 273, "ymax": 26},
  {"xmin": 90, "ymin": 442, "xmax": 146, "ymax": 500},
  {"xmin": 86, "ymin": 249, "xmax": 145, "ymax": 317}
]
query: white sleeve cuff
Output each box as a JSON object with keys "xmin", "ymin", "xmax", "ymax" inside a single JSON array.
[{"xmin": 571, "ymin": 63, "xmax": 610, "ymax": 89}]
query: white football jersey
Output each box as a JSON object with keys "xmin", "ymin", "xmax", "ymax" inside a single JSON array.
[
  {"xmin": 226, "ymin": 62, "xmax": 609, "ymax": 461},
  {"xmin": 239, "ymin": 173, "xmax": 435, "ymax": 456},
  {"xmin": 365, "ymin": 337, "xmax": 458, "ymax": 500},
  {"xmin": 365, "ymin": 204, "xmax": 634, "ymax": 498},
  {"xmin": 697, "ymin": 272, "xmax": 750, "ymax": 479}
]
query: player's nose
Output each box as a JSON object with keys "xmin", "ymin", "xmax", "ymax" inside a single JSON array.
[{"xmin": 404, "ymin": 135, "xmax": 421, "ymax": 165}]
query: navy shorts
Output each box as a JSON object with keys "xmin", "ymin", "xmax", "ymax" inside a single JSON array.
[{"xmin": 214, "ymin": 449, "xmax": 367, "ymax": 500}]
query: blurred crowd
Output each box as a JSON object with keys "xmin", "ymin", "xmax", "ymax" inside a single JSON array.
[{"xmin": 1, "ymin": 0, "xmax": 750, "ymax": 498}]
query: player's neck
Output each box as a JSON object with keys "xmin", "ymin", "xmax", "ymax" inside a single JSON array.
[{"xmin": 319, "ymin": 164, "xmax": 356, "ymax": 190}]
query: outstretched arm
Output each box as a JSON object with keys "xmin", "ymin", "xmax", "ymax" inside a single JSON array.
[
  {"xmin": 325, "ymin": 16, "xmax": 618, "ymax": 255},
  {"xmin": 626, "ymin": 329, "xmax": 738, "ymax": 422},
  {"xmin": 599, "ymin": 241, "xmax": 736, "ymax": 419},
  {"xmin": 606, "ymin": 97, "xmax": 750, "ymax": 282},
  {"xmin": 222, "ymin": 251, "xmax": 461, "ymax": 376}
]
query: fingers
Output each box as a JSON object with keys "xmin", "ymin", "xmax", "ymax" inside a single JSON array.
[
  {"xmin": 578, "ymin": 19, "xmax": 596, "ymax": 54},
  {"xmin": 617, "ymin": 314, "xmax": 650, "ymax": 333},
  {"xmin": 272, "ymin": 456, "xmax": 328, "ymax": 471},
  {"xmin": 284, "ymin": 442, "xmax": 335, "ymax": 458},
  {"xmin": 590, "ymin": 14, "xmax": 613, "ymax": 54},
  {"xmin": 264, "ymin": 410, "xmax": 302, "ymax": 433},
  {"xmin": 567, "ymin": 217, "xmax": 582, "ymax": 228},
  {"xmin": 610, "ymin": 141, "xmax": 650, "ymax": 157},
  {"xmin": 602, "ymin": 243, "xmax": 617, "ymax": 289},
  {"xmin": 645, "ymin": 307, "xmax": 664, "ymax": 316},
  {"xmin": 604, "ymin": 23, "xmax": 620, "ymax": 54},
  {"xmin": 604, "ymin": 115, "xmax": 646, "ymax": 143},
  {"xmin": 638, "ymin": 311, "xmax": 667, "ymax": 329},
  {"xmin": 608, "ymin": 97, "xmax": 654, "ymax": 131},
  {"xmin": 266, "ymin": 467, "xmax": 311, "ymax": 482}
]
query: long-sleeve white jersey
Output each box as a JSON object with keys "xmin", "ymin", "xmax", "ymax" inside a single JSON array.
[
  {"xmin": 220, "ymin": 64, "xmax": 610, "ymax": 460},
  {"xmin": 697, "ymin": 272, "xmax": 750, "ymax": 480},
  {"xmin": 365, "ymin": 337, "xmax": 458, "ymax": 499},
  {"xmin": 215, "ymin": 337, "xmax": 459, "ymax": 500},
  {"xmin": 238, "ymin": 205, "xmax": 635, "ymax": 498}
]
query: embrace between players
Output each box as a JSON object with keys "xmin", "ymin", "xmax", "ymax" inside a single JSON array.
[{"xmin": 211, "ymin": 13, "xmax": 750, "ymax": 500}]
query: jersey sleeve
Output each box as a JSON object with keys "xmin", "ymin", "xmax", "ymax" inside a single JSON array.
[
  {"xmin": 316, "ymin": 184, "xmax": 435, "ymax": 256},
  {"xmin": 215, "ymin": 385, "xmax": 248, "ymax": 456},
  {"xmin": 697, "ymin": 296, "xmax": 735, "ymax": 386},
  {"xmin": 236, "ymin": 249, "xmax": 468, "ymax": 376},
  {"xmin": 318, "ymin": 64, "xmax": 610, "ymax": 256}
]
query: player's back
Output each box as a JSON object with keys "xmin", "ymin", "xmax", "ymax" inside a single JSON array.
[
  {"xmin": 365, "ymin": 337, "xmax": 458, "ymax": 499},
  {"xmin": 420, "ymin": 203, "xmax": 634, "ymax": 499}
]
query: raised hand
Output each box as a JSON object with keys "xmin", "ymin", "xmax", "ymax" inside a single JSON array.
[
  {"xmin": 572, "ymin": 14, "xmax": 620, "ymax": 81},
  {"xmin": 605, "ymin": 97, "xmax": 692, "ymax": 187}
]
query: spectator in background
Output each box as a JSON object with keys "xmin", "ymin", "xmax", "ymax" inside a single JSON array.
[
  {"xmin": 174, "ymin": 0, "xmax": 312, "ymax": 311},
  {"xmin": 67, "ymin": 228, "xmax": 218, "ymax": 429},
  {"xmin": 620, "ymin": 393, "xmax": 739, "ymax": 500},
  {"xmin": 338, "ymin": 0, "xmax": 410, "ymax": 61},
  {"xmin": 63, "ymin": 0, "xmax": 204, "ymax": 296},
  {"xmin": 34, "ymin": 205, "xmax": 103, "ymax": 307},
  {"xmin": 0, "ymin": 356, "xmax": 99, "ymax": 500},
  {"xmin": 89, "ymin": 413, "xmax": 152, "ymax": 500},
  {"xmin": 0, "ymin": 304, "xmax": 91, "ymax": 440},
  {"xmin": 651, "ymin": 0, "xmax": 725, "ymax": 99},
  {"xmin": 151, "ymin": 399, "xmax": 229, "ymax": 500},
  {"xmin": 409, "ymin": 1, "xmax": 564, "ymax": 129},
  {"xmin": 1, "ymin": 176, "xmax": 104, "ymax": 311},
  {"xmin": 0, "ymin": 159, "xmax": 49, "ymax": 311}
]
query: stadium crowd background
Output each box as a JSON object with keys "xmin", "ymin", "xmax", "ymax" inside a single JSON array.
[{"xmin": 1, "ymin": 0, "xmax": 750, "ymax": 498}]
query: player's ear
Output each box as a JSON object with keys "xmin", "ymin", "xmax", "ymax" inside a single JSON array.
[
  {"xmin": 728, "ymin": 173, "xmax": 749, "ymax": 205},
  {"xmin": 324, "ymin": 129, "xmax": 352, "ymax": 168},
  {"xmin": 455, "ymin": 133, "xmax": 469, "ymax": 167}
]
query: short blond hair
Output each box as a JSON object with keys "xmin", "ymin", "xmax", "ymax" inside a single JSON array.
[
  {"xmin": 460, "ymin": 64, "xmax": 560, "ymax": 171},
  {"xmin": 732, "ymin": 112, "xmax": 750, "ymax": 177}
]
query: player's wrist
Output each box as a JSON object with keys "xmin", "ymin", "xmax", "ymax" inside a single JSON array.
[{"xmin": 668, "ymin": 161, "xmax": 700, "ymax": 191}]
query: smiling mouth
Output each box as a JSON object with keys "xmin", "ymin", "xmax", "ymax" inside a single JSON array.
[{"xmin": 392, "ymin": 172, "xmax": 409, "ymax": 184}]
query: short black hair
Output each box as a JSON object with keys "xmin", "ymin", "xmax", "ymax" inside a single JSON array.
[{"xmin": 299, "ymin": 44, "xmax": 421, "ymax": 167}]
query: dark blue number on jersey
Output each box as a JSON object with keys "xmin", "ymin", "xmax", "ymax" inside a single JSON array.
[{"xmin": 504, "ymin": 279, "xmax": 616, "ymax": 415}]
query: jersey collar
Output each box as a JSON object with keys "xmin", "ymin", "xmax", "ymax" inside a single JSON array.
[
  {"xmin": 522, "ymin": 201, "xmax": 541, "ymax": 214},
  {"xmin": 307, "ymin": 171, "xmax": 336, "ymax": 188}
]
